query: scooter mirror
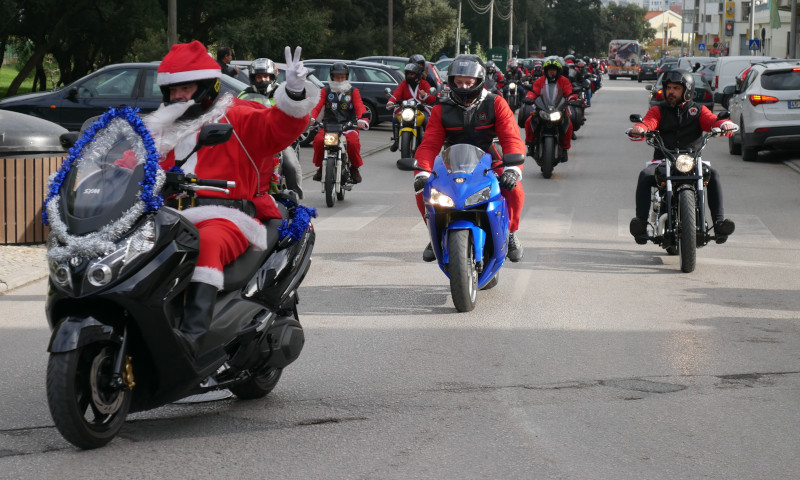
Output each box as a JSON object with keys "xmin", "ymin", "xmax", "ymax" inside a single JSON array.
[
  {"xmin": 502, "ymin": 153, "xmax": 525, "ymax": 167},
  {"xmin": 197, "ymin": 123, "xmax": 233, "ymax": 146},
  {"xmin": 629, "ymin": 114, "xmax": 644, "ymax": 123},
  {"xmin": 396, "ymin": 157, "xmax": 419, "ymax": 171}
]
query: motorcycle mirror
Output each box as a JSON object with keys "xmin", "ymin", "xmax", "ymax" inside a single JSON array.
[
  {"xmin": 384, "ymin": 87, "xmax": 392, "ymax": 95},
  {"xmin": 59, "ymin": 132, "xmax": 80, "ymax": 150},
  {"xmin": 429, "ymin": 87, "xmax": 436, "ymax": 95},
  {"xmin": 645, "ymin": 85, "xmax": 652, "ymax": 91},
  {"xmin": 716, "ymin": 111, "xmax": 731, "ymax": 120},
  {"xmin": 502, "ymin": 153, "xmax": 525, "ymax": 167},
  {"xmin": 396, "ymin": 157, "xmax": 419, "ymax": 171},
  {"xmin": 629, "ymin": 114, "xmax": 644, "ymax": 123}
]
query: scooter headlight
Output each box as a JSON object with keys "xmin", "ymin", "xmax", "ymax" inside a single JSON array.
[
  {"xmin": 429, "ymin": 188, "xmax": 455, "ymax": 208},
  {"xmin": 401, "ymin": 108, "xmax": 415, "ymax": 123},
  {"xmin": 465, "ymin": 186, "xmax": 491, "ymax": 207},
  {"xmin": 84, "ymin": 218, "xmax": 156, "ymax": 290},
  {"xmin": 676, "ymin": 154, "xmax": 695, "ymax": 173},
  {"xmin": 324, "ymin": 133, "xmax": 339, "ymax": 146}
]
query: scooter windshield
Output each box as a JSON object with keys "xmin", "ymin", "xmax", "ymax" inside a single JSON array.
[
  {"xmin": 65, "ymin": 119, "xmax": 144, "ymax": 222},
  {"xmin": 441, "ymin": 144, "xmax": 486, "ymax": 174}
]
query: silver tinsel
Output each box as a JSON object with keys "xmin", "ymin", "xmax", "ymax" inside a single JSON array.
[{"xmin": 46, "ymin": 118, "xmax": 166, "ymax": 264}]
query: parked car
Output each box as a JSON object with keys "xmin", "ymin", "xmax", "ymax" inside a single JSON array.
[
  {"xmin": 0, "ymin": 63, "xmax": 249, "ymax": 131},
  {"xmin": 434, "ymin": 57, "xmax": 454, "ymax": 77},
  {"xmin": 712, "ymin": 55, "xmax": 777, "ymax": 108},
  {"xmin": 302, "ymin": 59, "xmax": 404, "ymax": 124},
  {"xmin": 637, "ymin": 61, "xmax": 659, "ymax": 82},
  {"xmin": 656, "ymin": 61, "xmax": 678, "ymax": 77},
  {"xmin": 725, "ymin": 60, "xmax": 800, "ymax": 161},
  {"xmin": 356, "ymin": 55, "xmax": 408, "ymax": 69},
  {"xmin": 358, "ymin": 55, "xmax": 444, "ymax": 93},
  {"xmin": 645, "ymin": 71, "xmax": 714, "ymax": 111},
  {"xmin": 230, "ymin": 60, "xmax": 325, "ymax": 93},
  {"xmin": 676, "ymin": 56, "xmax": 717, "ymax": 81}
]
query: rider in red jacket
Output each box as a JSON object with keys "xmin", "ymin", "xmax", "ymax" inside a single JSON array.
[
  {"xmin": 523, "ymin": 57, "xmax": 577, "ymax": 161},
  {"xmin": 387, "ymin": 62, "xmax": 437, "ymax": 152}
]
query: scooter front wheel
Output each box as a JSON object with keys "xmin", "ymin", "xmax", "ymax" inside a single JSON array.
[
  {"xmin": 448, "ymin": 229, "xmax": 478, "ymax": 312},
  {"xmin": 46, "ymin": 344, "xmax": 131, "ymax": 449}
]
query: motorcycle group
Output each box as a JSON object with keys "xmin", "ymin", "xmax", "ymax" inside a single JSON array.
[{"xmin": 40, "ymin": 40, "xmax": 736, "ymax": 449}]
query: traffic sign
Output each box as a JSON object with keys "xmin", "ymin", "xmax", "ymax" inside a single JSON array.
[
  {"xmin": 698, "ymin": 43, "xmax": 705, "ymax": 51},
  {"xmin": 749, "ymin": 39, "xmax": 761, "ymax": 50}
]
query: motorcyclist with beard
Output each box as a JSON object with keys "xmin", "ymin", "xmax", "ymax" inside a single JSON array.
[
  {"xmin": 484, "ymin": 61, "xmax": 505, "ymax": 94},
  {"xmin": 310, "ymin": 62, "xmax": 370, "ymax": 184},
  {"xmin": 145, "ymin": 41, "xmax": 318, "ymax": 355},
  {"xmin": 627, "ymin": 69, "xmax": 737, "ymax": 245},
  {"xmin": 413, "ymin": 55, "xmax": 526, "ymax": 262},
  {"xmin": 387, "ymin": 62, "xmax": 436, "ymax": 153},
  {"xmin": 523, "ymin": 57, "xmax": 577, "ymax": 161},
  {"xmin": 238, "ymin": 58, "xmax": 279, "ymax": 105}
]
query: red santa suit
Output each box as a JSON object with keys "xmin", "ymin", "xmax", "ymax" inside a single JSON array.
[
  {"xmin": 311, "ymin": 82, "xmax": 369, "ymax": 168},
  {"xmin": 149, "ymin": 41, "xmax": 319, "ymax": 289},
  {"xmin": 414, "ymin": 89, "xmax": 526, "ymax": 232},
  {"xmin": 523, "ymin": 74, "xmax": 576, "ymax": 150},
  {"xmin": 388, "ymin": 78, "xmax": 436, "ymax": 113}
]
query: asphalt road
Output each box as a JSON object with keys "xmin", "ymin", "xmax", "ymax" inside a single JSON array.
[{"xmin": 1, "ymin": 79, "xmax": 799, "ymax": 479}]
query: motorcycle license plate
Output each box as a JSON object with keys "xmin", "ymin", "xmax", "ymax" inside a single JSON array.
[{"xmin": 789, "ymin": 100, "xmax": 800, "ymax": 109}]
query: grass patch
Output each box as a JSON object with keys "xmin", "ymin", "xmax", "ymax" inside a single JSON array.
[{"xmin": 0, "ymin": 63, "xmax": 36, "ymax": 98}]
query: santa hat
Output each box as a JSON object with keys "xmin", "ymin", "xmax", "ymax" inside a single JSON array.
[{"xmin": 157, "ymin": 41, "xmax": 221, "ymax": 86}]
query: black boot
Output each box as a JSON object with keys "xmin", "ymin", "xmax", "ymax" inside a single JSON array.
[{"xmin": 174, "ymin": 282, "xmax": 218, "ymax": 357}]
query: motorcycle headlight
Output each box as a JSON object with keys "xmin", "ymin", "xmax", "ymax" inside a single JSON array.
[
  {"xmin": 401, "ymin": 108, "xmax": 415, "ymax": 122},
  {"xmin": 676, "ymin": 154, "xmax": 695, "ymax": 173},
  {"xmin": 85, "ymin": 218, "xmax": 156, "ymax": 288},
  {"xmin": 465, "ymin": 186, "xmax": 491, "ymax": 207},
  {"xmin": 509, "ymin": 83, "xmax": 516, "ymax": 90},
  {"xmin": 324, "ymin": 133, "xmax": 339, "ymax": 146},
  {"xmin": 429, "ymin": 188, "xmax": 455, "ymax": 208},
  {"xmin": 548, "ymin": 111, "xmax": 562, "ymax": 122}
]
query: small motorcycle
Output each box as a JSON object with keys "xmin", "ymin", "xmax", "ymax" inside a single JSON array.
[
  {"xmin": 397, "ymin": 144, "xmax": 524, "ymax": 312},
  {"xmin": 627, "ymin": 114, "xmax": 737, "ymax": 273},
  {"xmin": 504, "ymin": 81, "xmax": 520, "ymax": 111},
  {"xmin": 318, "ymin": 120, "xmax": 357, "ymax": 208},
  {"xmin": 44, "ymin": 108, "xmax": 315, "ymax": 449},
  {"xmin": 524, "ymin": 86, "xmax": 570, "ymax": 179}
]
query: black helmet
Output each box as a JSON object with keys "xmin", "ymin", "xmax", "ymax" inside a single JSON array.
[
  {"xmin": 330, "ymin": 62, "xmax": 349, "ymax": 79},
  {"xmin": 409, "ymin": 54, "xmax": 426, "ymax": 67},
  {"xmin": 249, "ymin": 58, "xmax": 278, "ymax": 95},
  {"xmin": 404, "ymin": 62, "xmax": 423, "ymax": 86},
  {"xmin": 446, "ymin": 54, "xmax": 486, "ymax": 106},
  {"xmin": 485, "ymin": 61, "xmax": 496, "ymax": 74},
  {"xmin": 662, "ymin": 69, "xmax": 695, "ymax": 102}
]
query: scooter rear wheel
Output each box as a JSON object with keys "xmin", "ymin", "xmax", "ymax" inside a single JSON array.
[
  {"xmin": 229, "ymin": 367, "xmax": 283, "ymax": 400},
  {"xmin": 46, "ymin": 344, "xmax": 131, "ymax": 449}
]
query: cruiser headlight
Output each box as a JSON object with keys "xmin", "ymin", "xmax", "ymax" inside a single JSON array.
[
  {"xmin": 429, "ymin": 188, "xmax": 455, "ymax": 208},
  {"xmin": 509, "ymin": 82, "xmax": 516, "ymax": 90},
  {"xmin": 676, "ymin": 154, "xmax": 694, "ymax": 173},
  {"xmin": 324, "ymin": 133, "xmax": 339, "ymax": 146},
  {"xmin": 86, "ymin": 218, "xmax": 156, "ymax": 288},
  {"xmin": 465, "ymin": 186, "xmax": 491, "ymax": 207},
  {"xmin": 401, "ymin": 108, "xmax": 415, "ymax": 122}
]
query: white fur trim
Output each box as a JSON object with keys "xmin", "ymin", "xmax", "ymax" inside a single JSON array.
[
  {"xmin": 273, "ymin": 82, "xmax": 321, "ymax": 118},
  {"xmin": 191, "ymin": 266, "xmax": 224, "ymax": 290},
  {"xmin": 180, "ymin": 205, "xmax": 268, "ymax": 250},
  {"xmin": 157, "ymin": 69, "xmax": 221, "ymax": 86}
]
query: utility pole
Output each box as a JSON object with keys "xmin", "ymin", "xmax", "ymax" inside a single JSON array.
[
  {"xmin": 792, "ymin": 0, "xmax": 798, "ymax": 58},
  {"xmin": 750, "ymin": 0, "xmax": 756, "ymax": 55},
  {"xmin": 508, "ymin": 0, "xmax": 514, "ymax": 59},
  {"xmin": 456, "ymin": 1, "xmax": 462, "ymax": 57},
  {"xmin": 388, "ymin": 0, "xmax": 393, "ymax": 55},
  {"xmin": 681, "ymin": 0, "xmax": 686, "ymax": 56},
  {"xmin": 489, "ymin": 0, "xmax": 494, "ymax": 49},
  {"xmin": 168, "ymin": 0, "xmax": 177, "ymax": 48}
]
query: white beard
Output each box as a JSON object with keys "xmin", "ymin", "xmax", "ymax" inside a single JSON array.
[
  {"xmin": 329, "ymin": 80, "xmax": 352, "ymax": 94},
  {"xmin": 145, "ymin": 93, "xmax": 235, "ymax": 159}
]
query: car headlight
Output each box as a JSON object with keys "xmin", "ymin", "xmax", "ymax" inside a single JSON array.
[
  {"xmin": 324, "ymin": 133, "xmax": 339, "ymax": 146},
  {"xmin": 429, "ymin": 188, "xmax": 455, "ymax": 208},
  {"xmin": 465, "ymin": 186, "xmax": 491, "ymax": 207},
  {"xmin": 675, "ymin": 154, "xmax": 695, "ymax": 173},
  {"xmin": 401, "ymin": 108, "xmax": 415, "ymax": 122}
]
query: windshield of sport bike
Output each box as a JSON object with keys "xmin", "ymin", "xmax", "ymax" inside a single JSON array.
[
  {"xmin": 541, "ymin": 82, "xmax": 564, "ymax": 107},
  {"xmin": 441, "ymin": 144, "xmax": 487, "ymax": 174},
  {"xmin": 65, "ymin": 119, "xmax": 145, "ymax": 223}
]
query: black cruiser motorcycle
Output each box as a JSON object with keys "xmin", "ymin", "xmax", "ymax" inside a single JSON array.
[{"xmin": 44, "ymin": 108, "xmax": 315, "ymax": 449}]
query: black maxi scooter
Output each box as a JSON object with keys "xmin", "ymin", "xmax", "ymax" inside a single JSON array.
[{"xmin": 44, "ymin": 108, "xmax": 315, "ymax": 449}]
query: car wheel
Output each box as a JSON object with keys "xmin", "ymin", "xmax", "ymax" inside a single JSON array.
[
  {"xmin": 728, "ymin": 130, "xmax": 742, "ymax": 155},
  {"xmin": 740, "ymin": 119, "xmax": 759, "ymax": 162},
  {"xmin": 365, "ymin": 102, "xmax": 379, "ymax": 127}
]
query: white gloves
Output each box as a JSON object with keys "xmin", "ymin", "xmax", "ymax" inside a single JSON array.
[
  {"xmin": 358, "ymin": 119, "xmax": 369, "ymax": 130},
  {"xmin": 284, "ymin": 46, "xmax": 309, "ymax": 93}
]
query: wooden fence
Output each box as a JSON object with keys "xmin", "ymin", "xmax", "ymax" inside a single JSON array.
[{"xmin": 1, "ymin": 155, "xmax": 65, "ymax": 245}]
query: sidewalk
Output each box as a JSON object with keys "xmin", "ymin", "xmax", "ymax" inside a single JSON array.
[{"xmin": 0, "ymin": 127, "xmax": 392, "ymax": 295}]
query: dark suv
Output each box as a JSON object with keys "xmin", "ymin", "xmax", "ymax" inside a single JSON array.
[
  {"xmin": 0, "ymin": 62, "xmax": 249, "ymax": 131},
  {"xmin": 303, "ymin": 59, "xmax": 405, "ymax": 124}
]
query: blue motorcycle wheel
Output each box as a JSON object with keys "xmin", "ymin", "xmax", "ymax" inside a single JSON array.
[{"xmin": 449, "ymin": 230, "xmax": 478, "ymax": 312}]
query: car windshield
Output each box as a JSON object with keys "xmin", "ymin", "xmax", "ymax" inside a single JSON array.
[
  {"xmin": 441, "ymin": 144, "xmax": 488, "ymax": 174},
  {"xmin": 65, "ymin": 118, "xmax": 145, "ymax": 223}
]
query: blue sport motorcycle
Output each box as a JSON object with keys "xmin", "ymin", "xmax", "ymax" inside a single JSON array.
[{"xmin": 398, "ymin": 144, "xmax": 524, "ymax": 312}]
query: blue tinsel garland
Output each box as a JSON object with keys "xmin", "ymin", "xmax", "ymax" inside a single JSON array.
[
  {"xmin": 276, "ymin": 197, "xmax": 317, "ymax": 243},
  {"xmin": 42, "ymin": 106, "xmax": 162, "ymax": 225}
]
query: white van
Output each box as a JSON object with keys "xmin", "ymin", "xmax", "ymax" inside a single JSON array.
[{"xmin": 712, "ymin": 55, "xmax": 777, "ymax": 107}]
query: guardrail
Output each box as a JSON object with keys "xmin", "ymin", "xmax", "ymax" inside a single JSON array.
[{"xmin": 1, "ymin": 155, "xmax": 64, "ymax": 245}]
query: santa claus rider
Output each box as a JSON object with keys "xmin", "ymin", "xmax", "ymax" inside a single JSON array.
[{"xmin": 147, "ymin": 41, "xmax": 318, "ymax": 356}]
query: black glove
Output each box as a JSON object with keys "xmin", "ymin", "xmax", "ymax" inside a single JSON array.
[
  {"xmin": 413, "ymin": 175, "xmax": 429, "ymax": 193},
  {"xmin": 498, "ymin": 169, "xmax": 521, "ymax": 191},
  {"xmin": 522, "ymin": 97, "xmax": 534, "ymax": 105}
]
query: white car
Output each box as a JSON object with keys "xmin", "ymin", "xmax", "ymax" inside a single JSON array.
[{"xmin": 726, "ymin": 60, "xmax": 800, "ymax": 162}]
